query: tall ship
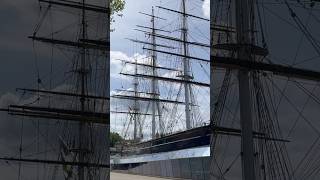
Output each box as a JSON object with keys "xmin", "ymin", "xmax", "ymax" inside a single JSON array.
[
  {"xmin": 111, "ymin": 0, "xmax": 211, "ymax": 179},
  {"xmin": 112, "ymin": 2, "xmax": 210, "ymax": 140},
  {"xmin": 0, "ymin": 0, "xmax": 110, "ymax": 179}
]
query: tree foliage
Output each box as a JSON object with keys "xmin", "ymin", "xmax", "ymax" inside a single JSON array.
[
  {"xmin": 110, "ymin": 0, "xmax": 125, "ymax": 23},
  {"xmin": 110, "ymin": 132, "xmax": 123, "ymax": 147}
]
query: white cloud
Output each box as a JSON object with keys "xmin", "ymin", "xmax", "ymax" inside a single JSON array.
[
  {"xmin": 110, "ymin": 51, "xmax": 149, "ymax": 80},
  {"xmin": 110, "ymin": 51, "xmax": 129, "ymax": 79},
  {"xmin": 202, "ymin": 0, "xmax": 210, "ymax": 18}
]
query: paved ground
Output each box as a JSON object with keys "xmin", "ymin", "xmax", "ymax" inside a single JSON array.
[{"xmin": 111, "ymin": 172, "xmax": 173, "ymax": 180}]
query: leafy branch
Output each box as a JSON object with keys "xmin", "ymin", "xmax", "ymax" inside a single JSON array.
[{"xmin": 110, "ymin": 0, "xmax": 125, "ymax": 31}]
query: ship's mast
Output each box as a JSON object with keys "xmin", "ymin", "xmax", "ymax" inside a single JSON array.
[
  {"xmin": 133, "ymin": 56, "xmax": 139, "ymax": 140},
  {"xmin": 79, "ymin": 0, "xmax": 87, "ymax": 179},
  {"xmin": 181, "ymin": 0, "xmax": 192, "ymax": 130},
  {"xmin": 235, "ymin": 0, "xmax": 255, "ymax": 179},
  {"xmin": 106, "ymin": 0, "xmax": 110, "ymax": 178},
  {"xmin": 151, "ymin": 7, "xmax": 157, "ymax": 138},
  {"xmin": 150, "ymin": 7, "xmax": 162, "ymax": 139}
]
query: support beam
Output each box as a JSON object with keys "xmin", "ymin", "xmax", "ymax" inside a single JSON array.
[
  {"xmin": 136, "ymin": 25, "xmax": 170, "ymax": 33},
  {"xmin": 138, "ymin": 11, "xmax": 166, "ymax": 20},
  {"xmin": 140, "ymin": 32, "xmax": 210, "ymax": 48},
  {"xmin": 122, "ymin": 60, "xmax": 181, "ymax": 72},
  {"xmin": 39, "ymin": 0, "xmax": 109, "ymax": 13},
  {"xmin": 110, "ymin": 111, "xmax": 160, "ymax": 116},
  {"xmin": 1, "ymin": 107, "xmax": 109, "ymax": 124},
  {"xmin": 79, "ymin": 38, "xmax": 108, "ymax": 45},
  {"xmin": 120, "ymin": 72, "xmax": 210, "ymax": 87},
  {"xmin": 143, "ymin": 48, "xmax": 210, "ymax": 63},
  {"xmin": 29, "ymin": 36, "xmax": 108, "ymax": 51},
  {"xmin": 111, "ymin": 95, "xmax": 185, "ymax": 104},
  {"xmin": 0, "ymin": 157, "xmax": 109, "ymax": 168},
  {"xmin": 156, "ymin": 6, "xmax": 209, "ymax": 21},
  {"xmin": 114, "ymin": 89, "xmax": 160, "ymax": 96},
  {"xmin": 127, "ymin": 38, "xmax": 175, "ymax": 49},
  {"xmin": 212, "ymin": 43, "xmax": 268, "ymax": 56},
  {"xmin": 8, "ymin": 111, "xmax": 108, "ymax": 124},
  {"xmin": 9, "ymin": 105, "xmax": 108, "ymax": 118},
  {"xmin": 17, "ymin": 88, "xmax": 109, "ymax": 100},
  {"xmin": 211, "ymin": 56, "xmax": 320, "ymax": 81},
  {"xmin": 211, "ymin": 26, "xmax": 236, "ymax": 33}
]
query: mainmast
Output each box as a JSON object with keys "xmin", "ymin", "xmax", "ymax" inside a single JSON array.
[
  {"xmin": 181, "ymin": 0, "xmax": 192, "ymax": 130},
  {"xmin": 151, "ymin": 7, "xmax": 157, "ymax": 138},
  {"xmin": 235, "ymin": 0, "xmax": 255, "ymax": 179}
]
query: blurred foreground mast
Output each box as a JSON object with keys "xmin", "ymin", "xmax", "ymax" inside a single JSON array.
[
  {"xmin": 235, "ymin": 0, "xmax": 256, "ymax": 179},
  {"xmin": 0, "ymin": 0, "xmax": 110, "ymax": 179}
]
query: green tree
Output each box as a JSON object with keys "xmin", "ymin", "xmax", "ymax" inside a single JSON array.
[
  {"xmin": 110, "ymin": 0, "xmax": 125, "ymax": 23},
  {"xmin": 110, "ymin": 132, "xmax": 123, "ymax": 147}
]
